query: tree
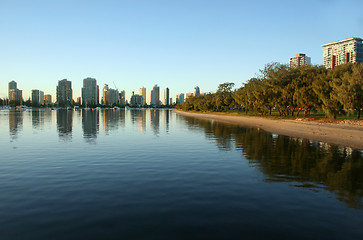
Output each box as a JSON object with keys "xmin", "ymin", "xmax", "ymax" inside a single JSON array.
[
  {"xmin": 331, "ymin": 63, "xmax": 363, "ymax": 120},
  {"xmin": 215, "ymin": 82, "xmax": 235, "ymax": 111},
  {"xmin": 312, "ymin": 70, "xmax": 341, "ymax": 119},
  {"xmin": 293, "ymin": 65, "xmax": 324, "ymax": 117}
]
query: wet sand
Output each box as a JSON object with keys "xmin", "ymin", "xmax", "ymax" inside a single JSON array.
[{"xmin": 175, "ymin": 110, "xmax": 363, "ymax": 150}]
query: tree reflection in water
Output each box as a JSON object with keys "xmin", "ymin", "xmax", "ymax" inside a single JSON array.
[{"xmin": 182, "ymin": 116, "xmax": 363, "ymax": 209}]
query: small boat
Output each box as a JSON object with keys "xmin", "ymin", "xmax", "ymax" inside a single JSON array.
[{"xmin": 16, "ymin": 106, "xmax": 28, "ymax": 111}]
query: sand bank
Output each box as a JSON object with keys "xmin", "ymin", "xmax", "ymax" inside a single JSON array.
[{"xmin": 175, "ymin": 110, "xmax": 363, "ymax": 150}]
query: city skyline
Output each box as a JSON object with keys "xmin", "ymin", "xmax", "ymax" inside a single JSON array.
[{"xmin": 1, "ymin": 0, "xmax": 363, "ymax": 100}]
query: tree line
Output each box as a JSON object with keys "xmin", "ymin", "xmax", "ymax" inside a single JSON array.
[{"xmin": 176, "ymin": 62, "xmax": 363, "ymax": 119}]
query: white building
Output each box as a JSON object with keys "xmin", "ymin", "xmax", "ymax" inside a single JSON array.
[{"xmin": 322, "ymin": 37, "xmax": 363, "ymax": 69}]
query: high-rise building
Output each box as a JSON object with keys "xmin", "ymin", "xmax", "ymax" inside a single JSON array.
[
  {"xmin": 164, "ymin": 88, "xmax": 169, "ymax": 105},
  {"xmin": 194, "ymin": 86, "xmax": 200, "ymax": 96},
  {"xmin": 139, "ymin": 86, "xmax": 146, "ymax": 105},
  {"xmin": 322, "ymin": 37, "xmax": 363, "ymax": 69},
  {"xmin": 119, "ymin": 90, "xmax": 126, "ymax": 105},
  {"xmin": 102, "ymin": 84, "xmax": 119, "ymax": 106},
  {"xmin": 32, "ymin": 90, "xmax": 44, "ymax": 105},
  {"xmin": 97, "ymin": 85, "xmax": 100, "ymax": 105},
  {"xmin": 102, "ymin": 84, "xmax": 109, "ymax": 104},
  {"xmin": 176, "ymin": 93, "xmax": 185, "ymax": 103},
  {"xmin": 130, "ymin": 91, "xmax": 144, "ymax": 106},
  {"xmin": 82, "ymin": 77, "xmax": 97, "ymax": 106},
  {"xmin": 289, "ymin": 53, "xmax": 311, "ymax": 67},
  {"xmin": 150, "ymin": 84, "xmax": 160, "ymax": 106},
  {"xmin": 8, "ymin": 81, "xmax": 17, "ymax": 98},
  {"xmin": 56, "ymin": 79, "xmax": 73, "ymax": 106},
  {"xmin": 44, "ymin": 94, "xmax": 52, "ymax": 104},
  {"xmin": 8, "ymin": 81, "xmax": 22, "ymax": 103}
]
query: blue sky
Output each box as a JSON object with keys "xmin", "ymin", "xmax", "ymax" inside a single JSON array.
[{"xmin": 1, "ymin": 0, "xmax": 363, "ymax": 102}]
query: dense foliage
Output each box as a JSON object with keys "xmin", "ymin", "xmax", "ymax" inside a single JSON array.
[{"xmin": 176, "ymin": 63, "xmax": 363, "ymax": 119}]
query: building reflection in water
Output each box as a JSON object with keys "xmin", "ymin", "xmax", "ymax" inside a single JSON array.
[
  {"xmin": 57, "ymin": 109, "xmax": 73, "ymax": 141},
  {"xmin": 32, "ymin": 109, "xmax": 45, "ymax": 129},
  {"xmin": 81, "ymin": 109, "xmax": 99, "ymax": 143},
  {"xmin": 137, "ymin": 110, "xmax": 146, "ymax": 132},
  {"xmin": 102, "ymin": 109, "xmax": 126, "ymax": 134},
  {"xmin": 150, "ymin": 109, "xmax": 160, "ymax": 136},
  {"xmin": 164, "ymin": 110, "xmax": 170, "ymax": 133},
  {"xmin": 181, "ymin": 115, "xmax": 363, "ymax": 209},
  {"xmin": 9, "ymin": 110, "xmax": 23, "ymax": 140}
]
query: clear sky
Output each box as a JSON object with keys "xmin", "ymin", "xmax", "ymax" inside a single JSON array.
[{"xmin": 1, "ymin": 0, "xmax": 362, "ymax": 102}]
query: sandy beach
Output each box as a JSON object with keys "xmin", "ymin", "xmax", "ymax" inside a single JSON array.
[{"xmin": 175, "ymin": 110, "xmax": 363, "ymax": 150}]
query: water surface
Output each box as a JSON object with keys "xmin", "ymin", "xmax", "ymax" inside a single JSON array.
[{"xmin": 0, "ymin": 109, "xmax": 362, "ymax": 239}]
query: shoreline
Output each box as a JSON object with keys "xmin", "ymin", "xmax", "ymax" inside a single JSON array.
[{"xmin": 174, "ymin": 110, "xmax": 363, "ymax": 150}]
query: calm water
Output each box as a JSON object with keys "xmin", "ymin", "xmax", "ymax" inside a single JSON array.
[{"xmin": 0, "ymin": 109, "xmax": 363, "ymax": 240}]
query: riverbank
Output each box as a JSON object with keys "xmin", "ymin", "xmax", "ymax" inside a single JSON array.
[{"xmin": 174, "ymin": 110, "xmax": 363, "ymax": 150}]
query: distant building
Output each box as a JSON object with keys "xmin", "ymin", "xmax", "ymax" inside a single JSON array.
[
  {"xmin": 97, "ymin": 85, "xmax": 100, "ymax": 105},
  {"xmin": 185, "ymin": 93, "xmax": 193, "ymax": 99},
  {"xmin": 194, "ymin": 86, "xmax": 200, "ymax": 96},
  {"xmin": 119, "ymin": 90, "xmax": 126, "ymax": 105},
  {"xmin": 102, "ymin": 84, "xmax": 119, "ymax": 106},
  {"xmin": 32, "ymin": 90, "xmax": 44, "ymax": 105},
  {"xmin": 164, "ymin": 88, "xmax": 170, "ymax": 105},
  {"xmin": 56, "ymin": 79, "xmax": 73, "ymax": 106},
  {"xmin": 176, "ymin": 93, "xmax": 185, "ymax": 103},
  {"xmin": 150, "ymin": 84, "xmax": 160, "ymax": 106},
  {"xmin": 289, "ymin": 53, "xmax": 311, "ymax": 67},
  {"xmin": 130, "ymin": 92, "xmax": 144, "ymax": 106},
  {"xmin": 82, "ymin": 77, "xmax": 97, "ymax": 106},
  {"xmin": 44, "ymin": 94, "xmax": 52, "ymax": 104},
  {"xmin": 322, "ymin": 37, "xmax": 363, "ymax": 69},
  {"xmin": 139, "ymin": 87, "xmax": 146, "ymax": 105},
  {"xmin": 8, "ymin": 80, "xmax": 22, "ymax": 103}
]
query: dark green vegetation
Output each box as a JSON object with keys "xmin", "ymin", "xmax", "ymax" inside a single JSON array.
[{"xmin": 176, "ymin": 63, "xmax": 363, "ymax": 120}]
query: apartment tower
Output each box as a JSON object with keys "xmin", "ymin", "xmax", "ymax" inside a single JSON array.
[
  {"xmin": 164, "ymin": 88, "xmax": 169, "ymax": 105},
  {"xmin": 82, "ymin": 77, "xmax": 98, "ymax": 106},
  {"xmin": 56, "ymin": 79, "xmax": 73, "ymax": 106},
  {"xmin": 139, "ymin": 87, "xmax": 146, "ymax": 105},
  {"xmin": 8, "ymin": 80, "xmax": 22, "ymax": 103},
  {"xmin": 289, "ymin": 53, "xmax": 311, "ymax": 67},
  {"xmin": 194, "ymin": 86, "xmax": 200, "ymax": 96},
  {"xmin": 322, "ymin": 37, "xmax": 363, "ymax": 69},
  {"xmin": 150, "ymin": 84, "xmax": 160, "ymax": 106},
  {"xmin": 32, "ymin": 90, "xmax": 44, "ymax": 105}
]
